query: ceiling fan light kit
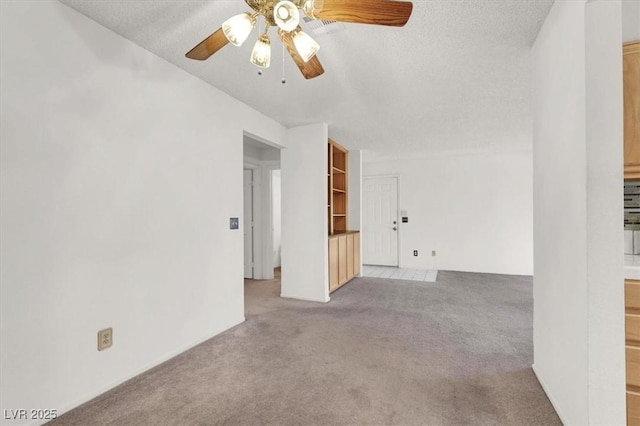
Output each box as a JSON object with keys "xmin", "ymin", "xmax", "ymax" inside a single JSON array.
[
  {"xmin": 274, "ymin": 1, "xmax": 301, "ymax": 32},
  {"xmin": 222, "ymin": 13, "xmax": 256, "ymax": 46},
  {"xmin": 302, "ymin": 0, "xmax": 320, "ymax": 20},
  {"xmin": 292, "ymin": 28, "xmax": 320, "ymax": 62},
  {"xmin": 186, "ymin": 0, "xmax": 413, "ymax": 79},
  {"xmin": 250, "ymin": 34, "xmax": 272, "ymax": 68}
]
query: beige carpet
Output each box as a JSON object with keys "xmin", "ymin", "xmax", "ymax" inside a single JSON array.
[{"xmin": 51, "ymin": 271, "xmax": 560, "ymax": 425}]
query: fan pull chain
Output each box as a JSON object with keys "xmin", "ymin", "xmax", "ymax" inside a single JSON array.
[
  {"xmin": 281, "ymin": 41, "xmax": 286, "ymax": 84},
  {"xmin": 258, "ymin": 18, "xmax": 263, "ymax": 76}
]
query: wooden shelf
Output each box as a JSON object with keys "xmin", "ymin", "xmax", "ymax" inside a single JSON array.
[{"xmin": 328, "ymin": 139, "xmax": 348, "ymax": 235}]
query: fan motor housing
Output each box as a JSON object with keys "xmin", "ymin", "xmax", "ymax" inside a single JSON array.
[
  {"xmin": 245, "ymin": 0, "xmax": 308, "ymax": 27},
  {"xmin": 245, "ymin": 0, "xmax": 278, "ymax": 26}
]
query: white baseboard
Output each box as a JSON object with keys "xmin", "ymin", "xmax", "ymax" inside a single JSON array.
[
  {"xmin": 41, "ymin": 316, "xmax": 246, "ymax": 426},
  {"xmin": 532, "ymin": 363, "xmax": 568, "ymax": 425}
]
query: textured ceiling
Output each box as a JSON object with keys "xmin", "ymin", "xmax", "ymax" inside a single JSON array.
[{"xmin": 58, "ymin": 0, "xmax": 554, "ymax": 159}]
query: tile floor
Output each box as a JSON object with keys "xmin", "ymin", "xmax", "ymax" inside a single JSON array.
[{"xmin": 362, "ymin": 265, "xmax": 438, "ymax": 282}]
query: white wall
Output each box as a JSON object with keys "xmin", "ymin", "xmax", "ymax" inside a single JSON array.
[
  {"xmin": 0, "ymin": 1, "xmax": 287, "ymax": 424},
  {"xmin": 281, "ymin": 123, "xmax": 329, "ymax": 303},
  {"xmin": 272, "ymin": 170, "xmax": 282, "ymax": 268},
  {"xmin": 348, "ymin": 150, "xmax": 363, "ymax": 276},
  {"xmin": 244, "ymin": 144, "xmax": 263, "ymax": 163},
  {"xmin": 363, "ymin": 149, "xmax": 533, "ymax": 275},
  {"xmin": 532, "ymin": 3, "xmax": 589, "ymax": 421},
  {"xmin": 348, "ymin": 150, "xmax": 363, "ymax": 232},
  {"xmin": 622, "ymin": 0, "xmax": 640, "ymax": 42},
  {"xmin": 585, "ymin": 2, "xmax": 625, "ymax": 422},
  {"xmin": 532, "ymin": 0, "xmax": 624, "ymax": 423}
]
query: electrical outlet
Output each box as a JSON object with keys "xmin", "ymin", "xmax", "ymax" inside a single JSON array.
[
  {"xmin": 97, "ymin": 327, "xmax": 113, "ymax": 351},
  {"xmin": 432, "ymin": 250, "xmax": 436, "ymax": 256},
  {"xmin": 413, "ymin": 250, "xmax": 418, "ymax": 256}
]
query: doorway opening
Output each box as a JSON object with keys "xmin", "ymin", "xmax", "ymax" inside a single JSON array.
[
  {"xmin": 243, "ymin": 168, "xmax": 254, "ymax": 279},
  {"xmin": 272, "ymin": 169, "xmax": 282, "ymax": 275},
  {"xmin": 243, "ymin": 134, "xmax": 282, "ymax": 293}
]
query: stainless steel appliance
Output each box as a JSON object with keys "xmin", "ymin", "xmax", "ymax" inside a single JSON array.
[
  {"xmin": 626, "ymin": 230, "xmax": 634, "ymax": 254},
  {"xmin": 625, "ymin": 183, "xmax": 640, "ymax": 254}
]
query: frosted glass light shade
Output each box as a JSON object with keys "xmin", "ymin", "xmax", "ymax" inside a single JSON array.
[
  {"xmin": 222, "ymin": 13, "xmax": 255, "ymax": 46},
  {"xmin": 293, "ymin": 30, "xmax": 320, "ymax": 62},
  {"xmin": 302, "ymin": 0, "xmax": 321, "ymax": 19},
  {"xmin": 274, "ymin": 1, "xmax": 300, "ymax": 32},
  {"xmin": 250, "ymin": 35, "xmax": 271, "ymax": 68}
]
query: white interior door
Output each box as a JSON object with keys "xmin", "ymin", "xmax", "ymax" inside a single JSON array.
[
  {"xmin": 243, "ymin": 169, "xmax": 254, "ymax": 279},
  {"xmin": 363, "ymin": 176, "xmax": 398, "ymax": 266}
]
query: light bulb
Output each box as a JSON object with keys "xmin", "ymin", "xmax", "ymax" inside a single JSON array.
[
  {"xmin": 274, "ymin": 1, "xmax": 300, "ymax": 32},
  {"xmin": 302, "ymin": 0, "xmax": 321, "ymax": 19},
  {"xmin": 293, "ymin": 30, "xmax": 319, "ymax": 62},
  {"xmin": 250, "ymin": 35, "xmax": 271, "ymax": 68},
  {"xmin": 222, "ymin": 13, "xmax": 255, "ymax": 46}
]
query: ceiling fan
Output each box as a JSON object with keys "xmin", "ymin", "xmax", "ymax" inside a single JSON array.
[{"xmin": 185, "ymin": 0, "xmax": 413, "ymax": 80}]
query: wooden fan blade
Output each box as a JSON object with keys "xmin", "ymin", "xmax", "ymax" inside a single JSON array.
[
  {"xmin": 280, "ymin": 29, "xmax": 325, "ymax": 80},
  {"xmin": 185, "ymin": 27, "xmax": 229, "ymax": 60},
  {"xmin": 314, "ymin": 0, "xmax": 413, "ymax": 27}
]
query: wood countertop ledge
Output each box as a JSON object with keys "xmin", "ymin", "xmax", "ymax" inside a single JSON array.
[{"xmin": 329, "ymin": 230, "xmax": 360, "ymax": 238}]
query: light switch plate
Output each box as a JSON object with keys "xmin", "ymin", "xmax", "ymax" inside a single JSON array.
[{"xmin": 230, "ymin": 217, "xmax": 239, "ymax": 230}]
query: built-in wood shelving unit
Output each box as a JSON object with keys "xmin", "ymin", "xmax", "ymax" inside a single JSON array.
[
  {"xmin": 327, "ymin": 138, "xmax": 360, "ymax": 293},
  {"xmin": 328, "ymin": 139, "xmax": 348, "ymax": 235}
]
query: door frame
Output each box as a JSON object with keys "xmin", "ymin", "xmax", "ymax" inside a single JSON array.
[
  {"xmin": 243, "ymin": 167, "xmax": 256, "ymax": 279},
  {"xmin": 362, "ymin": 174, "xmax": 401, "ymax": 267}
]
